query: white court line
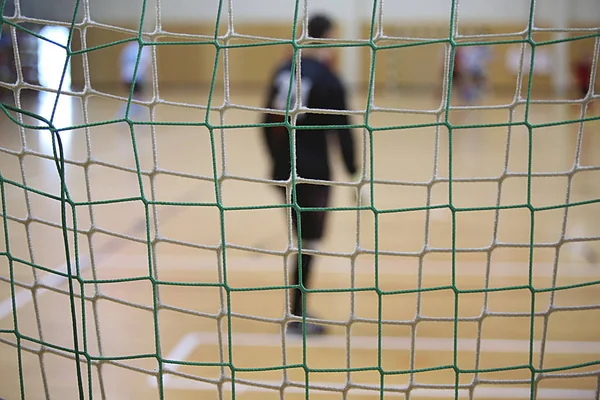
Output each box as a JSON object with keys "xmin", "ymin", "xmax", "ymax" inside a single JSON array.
[
  {"xmin": 0, "ymin": 257, "xmax": 89, "ymax": 321},
  {"xmin": 149, "ymin": 331, "xmax": 600, "ymax": 397},
  {"xmin": 165, "ymin": 331, "xmax": 600, "ymax": 358},
  {"xmin": 180, "ymin": 331, "xmax": 600, "ymax": 354},
  {"xmin": 101, "ymin": 253, "xmax": 600, "ymax": 278},
  {"xmin": 159, "ymin": 331, "xmax": 201, "ymax": 387},
  {"xmin": 156, "ymin": 380, "xmax": 595, "ymax": 399},
  {"xmin": 0, "ymin": 262, "xmax": 68, "ymax": 321},
  {"xmin": 2, "ymin": 253, "xmax": 599, "ymax": 322}
]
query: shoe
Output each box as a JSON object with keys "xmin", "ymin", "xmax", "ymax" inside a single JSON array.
[{"xmin": 287, "ymin": 320, "xmax": 327, "ymax": 336}]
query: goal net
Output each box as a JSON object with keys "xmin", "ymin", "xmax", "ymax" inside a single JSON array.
[{"xmin": 1, "ymin": 0, "xmax": 600, "ymax": 399}]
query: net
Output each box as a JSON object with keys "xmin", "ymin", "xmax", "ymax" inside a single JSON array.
[{"xmin": 1, "ymin": 0, "xmax": 600, "ymax": 399}]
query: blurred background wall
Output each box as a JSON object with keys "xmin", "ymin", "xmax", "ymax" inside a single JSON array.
[{"xmin": 3, "ymin": 0, "xmax": 600, "ymax": 94}]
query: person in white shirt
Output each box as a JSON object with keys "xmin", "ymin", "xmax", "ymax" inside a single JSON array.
[
  {"xmin": 453, "ymin": 45, "xmax": 492, "ymax": 105},
  {"xmin": 119, "ymin": 40, "xmax": 151, "ymax": 117}
]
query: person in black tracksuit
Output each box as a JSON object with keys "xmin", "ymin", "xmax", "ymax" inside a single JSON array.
[{"xmin": 262, "ymin": 14, "xmax": 357, "ymax": 335}]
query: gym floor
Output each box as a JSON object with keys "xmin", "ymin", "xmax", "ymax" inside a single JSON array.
[{"xmin": 0, "ymin": 87, "xmax": 599, "ymax": 399}]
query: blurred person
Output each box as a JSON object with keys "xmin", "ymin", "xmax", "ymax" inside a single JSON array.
[
  {"xmin": 119, "ymin": 39, "xmax": 151, "ymax": 118},
  {"xmin": 261, "ymin": 14, "xmax": 358, "ymax": 336},
  {"xmin": 452, "ymin": 45, "xmax": 493, "ymax": 106},
  {"xmin": 0, "ymin": 29, "xmax": 15, "ymax": 103},
  {"xmin": 573, "ymin": 53, "xmax": 594, "ymax": 113}
]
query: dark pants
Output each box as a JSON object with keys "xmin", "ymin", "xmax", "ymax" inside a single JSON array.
[
  {"xmin": 278, "ymin": 183, "xmax": 331, "ymax": 316},
  {"xmin": 278, "ymin": 183, "xmax": 331, "ymax": 240},
  {"xmin": 124, "ymin": 81, "xmax": 144, "ymax": 96}
]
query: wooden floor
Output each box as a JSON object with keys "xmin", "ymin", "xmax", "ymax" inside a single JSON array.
[{"xmin": 1, "ymin": 87, "xmax": 600, "ymax": 400}]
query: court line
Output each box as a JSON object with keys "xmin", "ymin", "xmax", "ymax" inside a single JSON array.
[
  {"xmin": 2, "ymin": 253, "xmax": 598, "ymax": 322},
  {"xmin": 100, "ymin": 253, "xmax": 600, "ymax": 278},
  {"xmin": 154, "ymin": 379, "xmax": 595, "ymax": 399},
  {"xmin": 150, "ymin": 331, "xmax": 600, "ymax": 397},
  {"xmin": 0, "ymin": 259, "xmax": 89, "ymax": 322},
  {"xmin": 169, "ymin": 331, "xmax": 600, "ymax": 357},
  {"xmin": 199, "ymin": 331, "xmax": 600, "ymax": 354},
  {"xmin": 158, "ymin": 331, "xmax": 201, "ymax": 387},
  {"xmin": 0, "ymin": 171, "xmax": 216, "ymax": 323}
]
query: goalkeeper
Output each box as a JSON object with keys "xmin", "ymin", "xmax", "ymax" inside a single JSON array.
[{"xmin": 262, "ymin": 14, "xmax": 358, "ymax": 336}]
